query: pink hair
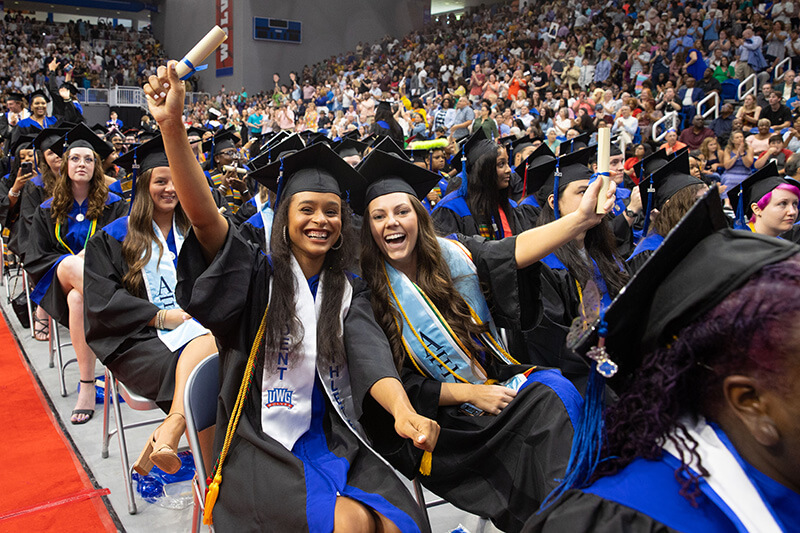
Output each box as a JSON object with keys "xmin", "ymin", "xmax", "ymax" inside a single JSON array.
[{"xmin": 749, "ymin": 183, "xmax": 800, "ymax": 223}]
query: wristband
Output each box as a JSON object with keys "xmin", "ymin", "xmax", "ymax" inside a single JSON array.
[
  {"xmin": 242, "ymin": 189, "xmax": 249, "ymax": 196},
  {"xmin": 8, "ymin": 189, "xmax": 21, "ymax": 198}
]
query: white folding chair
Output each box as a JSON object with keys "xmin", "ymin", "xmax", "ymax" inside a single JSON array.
[
  {"xmin": 101, "ymin": 367, "xmax": 165, "ymax": 515},
  {"xmin": 183, "ymin": 353, "xmax": 219, "ymax": 533}
]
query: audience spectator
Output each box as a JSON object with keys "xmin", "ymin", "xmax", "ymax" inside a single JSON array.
[
  {"xmin": 678, "ymin": 115, "xmax": 716, "ymax": 151},
  {"xmin": 760, "ymin": 91, "xmax": 793, "ymax": 130}
]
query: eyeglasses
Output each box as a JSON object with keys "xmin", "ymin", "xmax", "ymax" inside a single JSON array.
[
  {"xmin": 218, "ymin": 150, "xmax": 237, "ymax": 157},
  {"xmin": 68, "ymin": 155, "xmax": 95, "ymax": 165}
]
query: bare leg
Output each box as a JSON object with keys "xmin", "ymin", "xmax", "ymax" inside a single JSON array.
[
  {"xmin": 34, "ymin": 305, "xmax": 49, "ymax": 341},
  {"xmin": 334, "ymin": 496, "xmax": 376, "ymax": 533}
]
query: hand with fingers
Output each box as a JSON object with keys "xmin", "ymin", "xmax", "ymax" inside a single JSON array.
[
  {"xmin": 143, "ymin": 61, "xmax": 186, "ymax": 127},
  {"xmin": 394, "ymin": 412, "xmax": 440, "ymax": 452},
  {"xmin": 469, "ymin": 384, "xmax": 517, "ymax": 415}
]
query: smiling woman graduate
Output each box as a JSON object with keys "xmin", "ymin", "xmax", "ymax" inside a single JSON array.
[
  {"xmin": 23, "ymin": 123, "xmax": 127, "ymax": 424},
  {"xmin": 83, "ymin": 134, "xmax": 218, "ymax": 475},
  {"xmin": 143, "ymin": 62, "xmax": 438, "ymax": 532},
  {"xmin": 357, "ymin": 148, "xmax": 618, "ymax": 532}
]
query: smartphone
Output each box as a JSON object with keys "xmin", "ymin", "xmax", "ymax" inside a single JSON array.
[
  {"xmin": 21, "ymin": 161, "xmax": 33, "ymax": 174},
  {"xmin": 64, "ymin": 64, "xmax": 73, "ymax": 72}
]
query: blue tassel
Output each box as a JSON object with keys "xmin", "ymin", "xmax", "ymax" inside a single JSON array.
[
  {"xmin": 734, "ymin": 190, "xmax": 746, "ymax": 230},
  {"xmin": 457, "ymin": 154, "xmax": 468, "ymax": 198},
  {"xmin": 274, "ymin": 157, "xmax": 285, "ymax": 210},
  {"xmin": 128, "ymin": 146, "xmax": 139, "ymax": 214}
]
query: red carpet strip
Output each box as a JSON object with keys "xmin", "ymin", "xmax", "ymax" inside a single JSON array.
[{"xmin": 0, "ymin": 311, "xmax": 116, "ymax": 532}]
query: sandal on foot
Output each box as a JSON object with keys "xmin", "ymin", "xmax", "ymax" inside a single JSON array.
[
  {"xmin": 149, "ymin": 413, "xmax": 185, "ymax": 474},
  {"xmin": 33, "ymin": 316, "xmax": 49, "ymax": 341},
  {"xmin": 133, "ymin": 436, "xmax": 156, "ymax": 476},
  {"xmin": 70, "ymin": 409, "xmax": 94, "ymax": 425}
]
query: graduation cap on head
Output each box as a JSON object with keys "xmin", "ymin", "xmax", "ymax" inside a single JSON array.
[
  {"xmin": 51, "ymin": 123, "xmax": 115, "ymax": 160},
  {"xmin": 451, "ymin": 128, "xmax": 487, "ymax": 167},
  {"xmin": 247, "ymin": 143, "xmax": 368, "ymax": 214},
  {"xmin": 138, "ymin": 131, "xmax": 156, "ymax": 143},
  {"xmin": 250, "ymin": 133, "xmax": 306, "ymax": 169},
  {"xmin": 727, "ymin": 161, "xmax": 793, "ymax": 225},
  {"xmin": 522, "ymin": 142, "xmax": 557, "ymax": 197},
  {"xmin": 371, "ymin": 136, "xmax": 409, "ymax": 160},
  {"xmin": 6, "ymin": 92, "xmax": 25, "ymax": 103},
  {"xmin": 363, "ymin": 133, "xmax": 382, "ymax": 146},
  {"xmin": 510, "ymin": 135, "xmax": 535, "ymax": 161},
  {"xmin": 32, "ymin": 127, "xmax": 69, "ymax": 168},
  {"xmin": 114, "ymin": 134, "xmax": 169, "ymax": 213},
  {"xmin": 632, "ymin": 147, "xmax": 669, "ymax": 184},
  {"xmin": 334, "ymin": 138, "xmax": 369, "ymax": 160},
  {"xmin": 343, "ymin": 129, "xmax": 361, "ymax": 141},
  {"xmin": 59, "ymin": 82, "xmax": 79, "ymax": 96},
  {"xmin": 90, "ymin": 123, "xmax": 108, "ymax": 136},
  {"xmin": 8, "ymin": 133, "xmax": 37, "ymax": 156},
  {"xmin": 376, "ymin": 100, "xmax": 393, "ymax": 113},
  {"xmin": 260, "ymin": 130, "xmax": 289, "ymax": 151},
  {"xmin": 531, "ymin": 145, "xmax": 597, "ymax": 218},
  {"xmin": 545, "ymin": 187, "xmax": 798, "ymax": 501},
  {"xmin": 27, "ymin": 89, "xmax": 50, "ymax": 105},
  {"xmin": 497, "ymin": 134, "xmax": 516, "ymax": 155},
  {"xmin": 358, "ymin": 148, "xmax": 442, "ymax": 210},
  {"xmin": 638, "ymin": 151, "xmax": 705, "ymax": 235},
  {"xmin": 561, "ymin": 132, "xmax": 591, "ymax": 154},
  {"xmin": 186, "ymin": 126, "xmax": 207, "ymax": 140},
  {"xmin": 201, "ymin": 129, "xmax": 239, "ymax": 158}
]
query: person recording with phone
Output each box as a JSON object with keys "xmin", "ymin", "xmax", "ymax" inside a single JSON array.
[{"xmin": 47, "ymin": 57, "xmax": 85, "ymax": 125}]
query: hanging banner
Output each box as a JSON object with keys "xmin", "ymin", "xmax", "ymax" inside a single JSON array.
[{"xmin": 216, "ymin": 0, "xmax": 233, "ymax": 77}]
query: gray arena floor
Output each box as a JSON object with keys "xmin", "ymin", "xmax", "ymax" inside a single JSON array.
[{"xmin": 1, "ymin": 277, "xmax": 499, "ymax": 533}]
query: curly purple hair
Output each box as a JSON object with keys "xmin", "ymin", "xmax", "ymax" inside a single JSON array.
[{"xmin": 595, "ymin": 254, "xmax": 800, "ymax": 504}]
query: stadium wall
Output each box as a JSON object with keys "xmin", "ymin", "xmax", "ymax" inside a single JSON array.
[{"xmin": 152, "ymin": 0, "xmax": 428, "ymax": 95}]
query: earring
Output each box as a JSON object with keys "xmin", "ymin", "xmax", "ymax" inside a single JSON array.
[
  {"xmin": 283, "ymin": 226, "xmax": 289, "ymax": 245},
  {"xmin": 331, "ymin": 235, "xmax": 343, "ymax": 250}
]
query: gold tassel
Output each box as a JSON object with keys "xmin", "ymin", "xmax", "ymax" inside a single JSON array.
[
  {"xmin": 203, "ymin": 473, "xmax": 222, "ymax": 525},
  {"xmin": 419, "ymin": 451, "xmax": 432, "ymax": 476}
]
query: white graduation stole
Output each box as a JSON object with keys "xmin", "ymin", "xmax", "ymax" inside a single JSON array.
[
  {"xmin": 260, "ymin": 203, "xmax": 274, "ymax": 253},
  {"xmin": 261, "ymin": 255, "xmax": 352, "ymax": 451},
  {"xmin": 662, "ymin": 417, "xmax": 783, "ymax": 533},
  {"xmin": 142, "ymin": 217, "xmax": 210, "ymax": 352}
]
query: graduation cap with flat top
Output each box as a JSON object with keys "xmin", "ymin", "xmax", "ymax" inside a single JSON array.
[
  {"xmin": 32, "ymin": 127, "xmax": 70, "ymax": 155},
  {"xmin": 201, "ymin": 129, "xmax": 239, "ymax": 157},
  {"xmin": 727, "ymin": 161, "xmax": 795, "ymax": 221},
  {"xmin": 50, "ymin": 123, "xmax": 115, "ymax": 159},
  {"xmin": 560, "ymin": 132, "xmax": 591, "ymax": 154},
  {"xmin": 27, "ymin": 89, "xmax": 50, "ymax": 104},
  {"xmin": 8, "ymin": 133, "xmax": 37, "ymax": 155},
  {"xmin": 522, "ymin": 142, "xmax": 557, "ymax": 197},
  {"xmin": 637, "ymin": 150, "xmax": 704, "ymax": 212},
  {"xmin": 632, "ymin": 147, "xmax": 669, "ymax": 184},
  {"xmin": 530, "ymin": 145, "xmax": 597, "ymax": 216},
  {"xmin": 568, "ymin": 187, "xmax": 799, "ymax": 391},
  {"xmin": 358, "ymin": 148, "xmax": 442, "ymax": 209},
  {"xmin": 247, "ymin": 143, "xmax": 368, "ymax": 214},
  {"xmin": 451, "ymin": 128, "xmax": 487, "ymax": 166},
  {"xmin": 370, "ymin": 136, "xmax": 409, "ymax": 160},
  {"xmin": 334, "ymin": 138, "xmax": 369, "ymax": 159},
  {"xmin": 6, "ymin": 92, "xmax": 25, "ymax": 103},
  {"xmin": 249, "ymin": 134, "xmax": 306, "ymax": 169},
  {"xmin": 114, "ymin": 134, "xmax": 168, "ymax": 175}
]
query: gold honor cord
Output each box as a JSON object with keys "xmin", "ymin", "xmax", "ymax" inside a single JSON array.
[
  {"xmin": 55, "ymin": 218, "xmax": 97, "ymax": 255},
  {"xmin": 203, "ymin": 304, "xmax": 269, "ymax": 525}
]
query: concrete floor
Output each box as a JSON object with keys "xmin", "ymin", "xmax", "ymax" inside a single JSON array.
[{"xmin": 1, "ymin": 269, "xmax": 500, "ymax": 533}]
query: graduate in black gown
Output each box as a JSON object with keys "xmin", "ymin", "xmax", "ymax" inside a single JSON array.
[
  {"xmin": 144, "ymin": 63, "xmax": 437, "ymax": 532},
  {"xmin": 627, "ymin": 152, "xmax": 708, "ymax": 273},
  {"xmin": 0, "ymin": 134, "xmax": 37, "ymax": 255},
  {"xmin": 24, "ymin": 126, "xmax": 127, "ymax": 424},
  {"xmin": 202, "ymin": 130, "xmax": 253, "ymax": 213},
  {"xmin": 523, "ymin": 147, "xmax": 629, "ymax": 391},
  {"xmin": 357, "ymin": 149, "xmax": 619, "ymax": 532},
  {"xmin": 432, "ymin": 138, "xmax": 532, "ymax": 238},
  {"xmin": 13, "ymin": 90, "xmax": 58, "ymax": 146},
  {"xmin": 84, "ymin": 134, "xmax": 218, "ymax": 475},
  {"xmin": 727, "ymin": 161, "xmax": 800, "ymax": 239},
  {"xmin": 525, "ymin": 189, "xmax": 800, "ymax": 532}
]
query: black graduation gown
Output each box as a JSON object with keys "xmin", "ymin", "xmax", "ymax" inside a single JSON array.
[
  {"xmin": 232, "ymin": 196, "xmax": 257, "ymax": 225},
  {"xmin": 24, "ymin": 194, "xmax": 127, "ymax": 326},
  {"xmin": 175, "ymin": 222, "xmax": 428, "ymax": 532},
  {"xmin": 368, "ymin": 236, "xmax": 580, "ymax": 533},
  {"xmin": 8, "ymin": 175, "xmax": 47, "ymax": 260},
  {"xmin": 0, "ymin": 174, "xmax": 21, "ymax": 245},
  {"xmin": 431, "ymin": 192, "xmax": 530, "ymax": 238},
  {"xmin": 84, "ymin": 218, "xmax": 189, "ymax": 412}
]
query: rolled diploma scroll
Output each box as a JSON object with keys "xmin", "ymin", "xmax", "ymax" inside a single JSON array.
[
  {"xmin": 222, "ymin": 165, "xmax": 248, "ymax": 175},
  {"xmin": 596, "ymin": 127, "xmax": 611, "ymax": 214},
  {"xmin": 174, "ymin": 26, "xmax": 228, "ymax": 80}
]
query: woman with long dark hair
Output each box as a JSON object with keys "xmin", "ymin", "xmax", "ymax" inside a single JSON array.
[
  {"xmin": 370, "ymin": 100, "xmax": 405, "ymax": 145},
  {"xmin": 524, "ymin": 147, "xmax": 629, "ymax": 390},
  {"xmin": 143, "ymin": 62, "xmax": 436, "ymax": 532},
  {"xmin": 357, "ymin": 148, "xmax": 616, "ymax": 532},
  {"xmin": 433, "ymin": 137, "xmax": 529, "ymax": 238},
  {"xmin": 24, "ymin": 124, "xmax": 127, "ymax": 424},
  {"xmin": 84, "ymin": 136, "xmax": 218, "ymax": 475},
  {"xmin": 525, "ymin": 190, "xmax": 800, "ymax": 531}
]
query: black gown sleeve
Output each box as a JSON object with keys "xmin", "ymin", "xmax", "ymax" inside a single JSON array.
[
  {"xmin": 431, "ymin": 205, "xmax": 466, "ymax": 236},
  {"xmin": 610, "ymin": 213, "xmax": 635, "ymax": 259},
  {"xmin": 24, "ymin": 205, "xmax": 65, "ymax": 284},
  {"xmin": 522, "ymin": 490, "xmax": 680, "ymax": 533},
  {"xmin": 8, "ymin": 181, "xmax": 44, "ymax": 260},
  {"xmin": 232, "ymin": 199, "xmax": 257, "ymax": 225},
  {"xmin": 84, "ymin": 228, "xmax": 160, "ymax": 363}
]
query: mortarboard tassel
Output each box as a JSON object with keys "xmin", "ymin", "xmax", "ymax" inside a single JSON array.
[
  {"xmin": 419, "ymin": 450, "xmax": 432, "ymax": 476},
  {"xmin": 642, "ymin": 180, "xmax": 655, "ymax": 236},
  {"xmin": 128, "ymin": 146, "xmax": 139, "ymax": 214},
  {"xmin": 274, "ymin": 157, "xmax": 286, "ymax": 210},
  {"xmin": 457, "ymin": 151, "xmax": 468, "ymax": 198},
  {"xmin": 553, "ymin": 160, "xmax": 562, "ymax": 220},
  {"xmin": 734, "ymin": 190, "xmax": 746, "ymax": 230}
]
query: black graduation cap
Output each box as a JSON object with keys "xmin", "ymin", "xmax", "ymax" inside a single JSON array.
[
  {"xmin": 632, "ymin": 147, "xmax": 669, "ymax": 183},
  {"xmin": 343, "ymin": 129, "xmax": 361, "ymax": 141},
  {"xmin": 358, "ymin": 149, "xmax": 442, "ymax": 209},
  {"xmin": 497, "ymin": 134, "xmax": 516, "ymax": 154},
  {"xmin": 531, "ymin": 146, "xmax": 597, "ymax": 216},
  {"xmin": 8, "ymin": 133, "xmax": 37, "ymax": 155},
  {"xmin": 727, "ymin": 161, "xmax": 790, "ymax": 220},
  {"xmin": 27, "ymin": 89, "xmax": 50, "ymax": 104},
  {"xmin": 510, "ymin": 135, "xmax": 535, "ymax": 161},
  {"xmin": 138, "ymin": 131, "xmax": 157, "ymax": 143},
  {"xmin": 6, "ymin": 92, "xmax": 25, "ymax": 103},
  {"xmin": 90, "ymin": 123, "xmax": 108, "ymax": 136},
  {"xmin": 560, "ymin": 132, "xmax": 591, "ymax": 153},
  {"xmin": 186, "ymin": 126, "xmax": 207, "ymax": 140},
  {"xmin": 300, "ymin": 131, "xmax": 331, "ymax": 147},
  {"xmin": 249, "ymin": 133, "xmax": 306, "ymax": 169},
  {"xmin": 32, "ymin": 127, "xmax": 69, "ymax": 154},
  {"xmin": 451, "ymin": 128, "xmax": 487, "ymax": 167},
  {"xmin": 370, "ymin": 136, "xmax": 409, "ymax": 160},
  {"xmin": 363, "ymin": 133, "xmax": 382, "ymax": 146},
  {"xmin": 334, "ymin": 138, "xmax": 369, "ymax": 159},
  {"xmin": 376, "ymin": 100, "xmax": 393, "ymax": 113},
  {"xmin": 522, "ymin": 142, "xmax": 557, "ymax": 197},
  {"xmin": 568, "ymin": 187, "xmax": 798, "ymax": 390},
  {"xmin": 114, "ymin": 134, "xmax": 168, "ymax": 175},
  {"xmin": 247, "ymin": 143, "xmax": 368, "ymax": 214},
  {"xmin": 637, "ymin": 151, "xmax": 704, "ymax": 212},
  {"xmin": 60, "ymin": 82, "xmax": 79, "ymax": 96},
  {"xmin": 201, "ymin": 130, "xmax": 239, "ymax": 157},
  {"xmin": 51, "ymin": 123, "xmax": 115, "ymax": 159}
]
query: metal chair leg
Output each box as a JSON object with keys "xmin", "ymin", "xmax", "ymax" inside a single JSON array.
[
  {"xmin": 23, "ymin": 269, "xmax": 34, "ymax": 338},
  {"xmin": 109, "ymin": 373, "xmax": 138, "ymax": 515},
  {"xmin": 102, "ymin": 369, "xmax": 111, "ymax": 459},
  {"xmin": 53, "ymin": 318, "xmax": 68, "ymax": 397}
]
